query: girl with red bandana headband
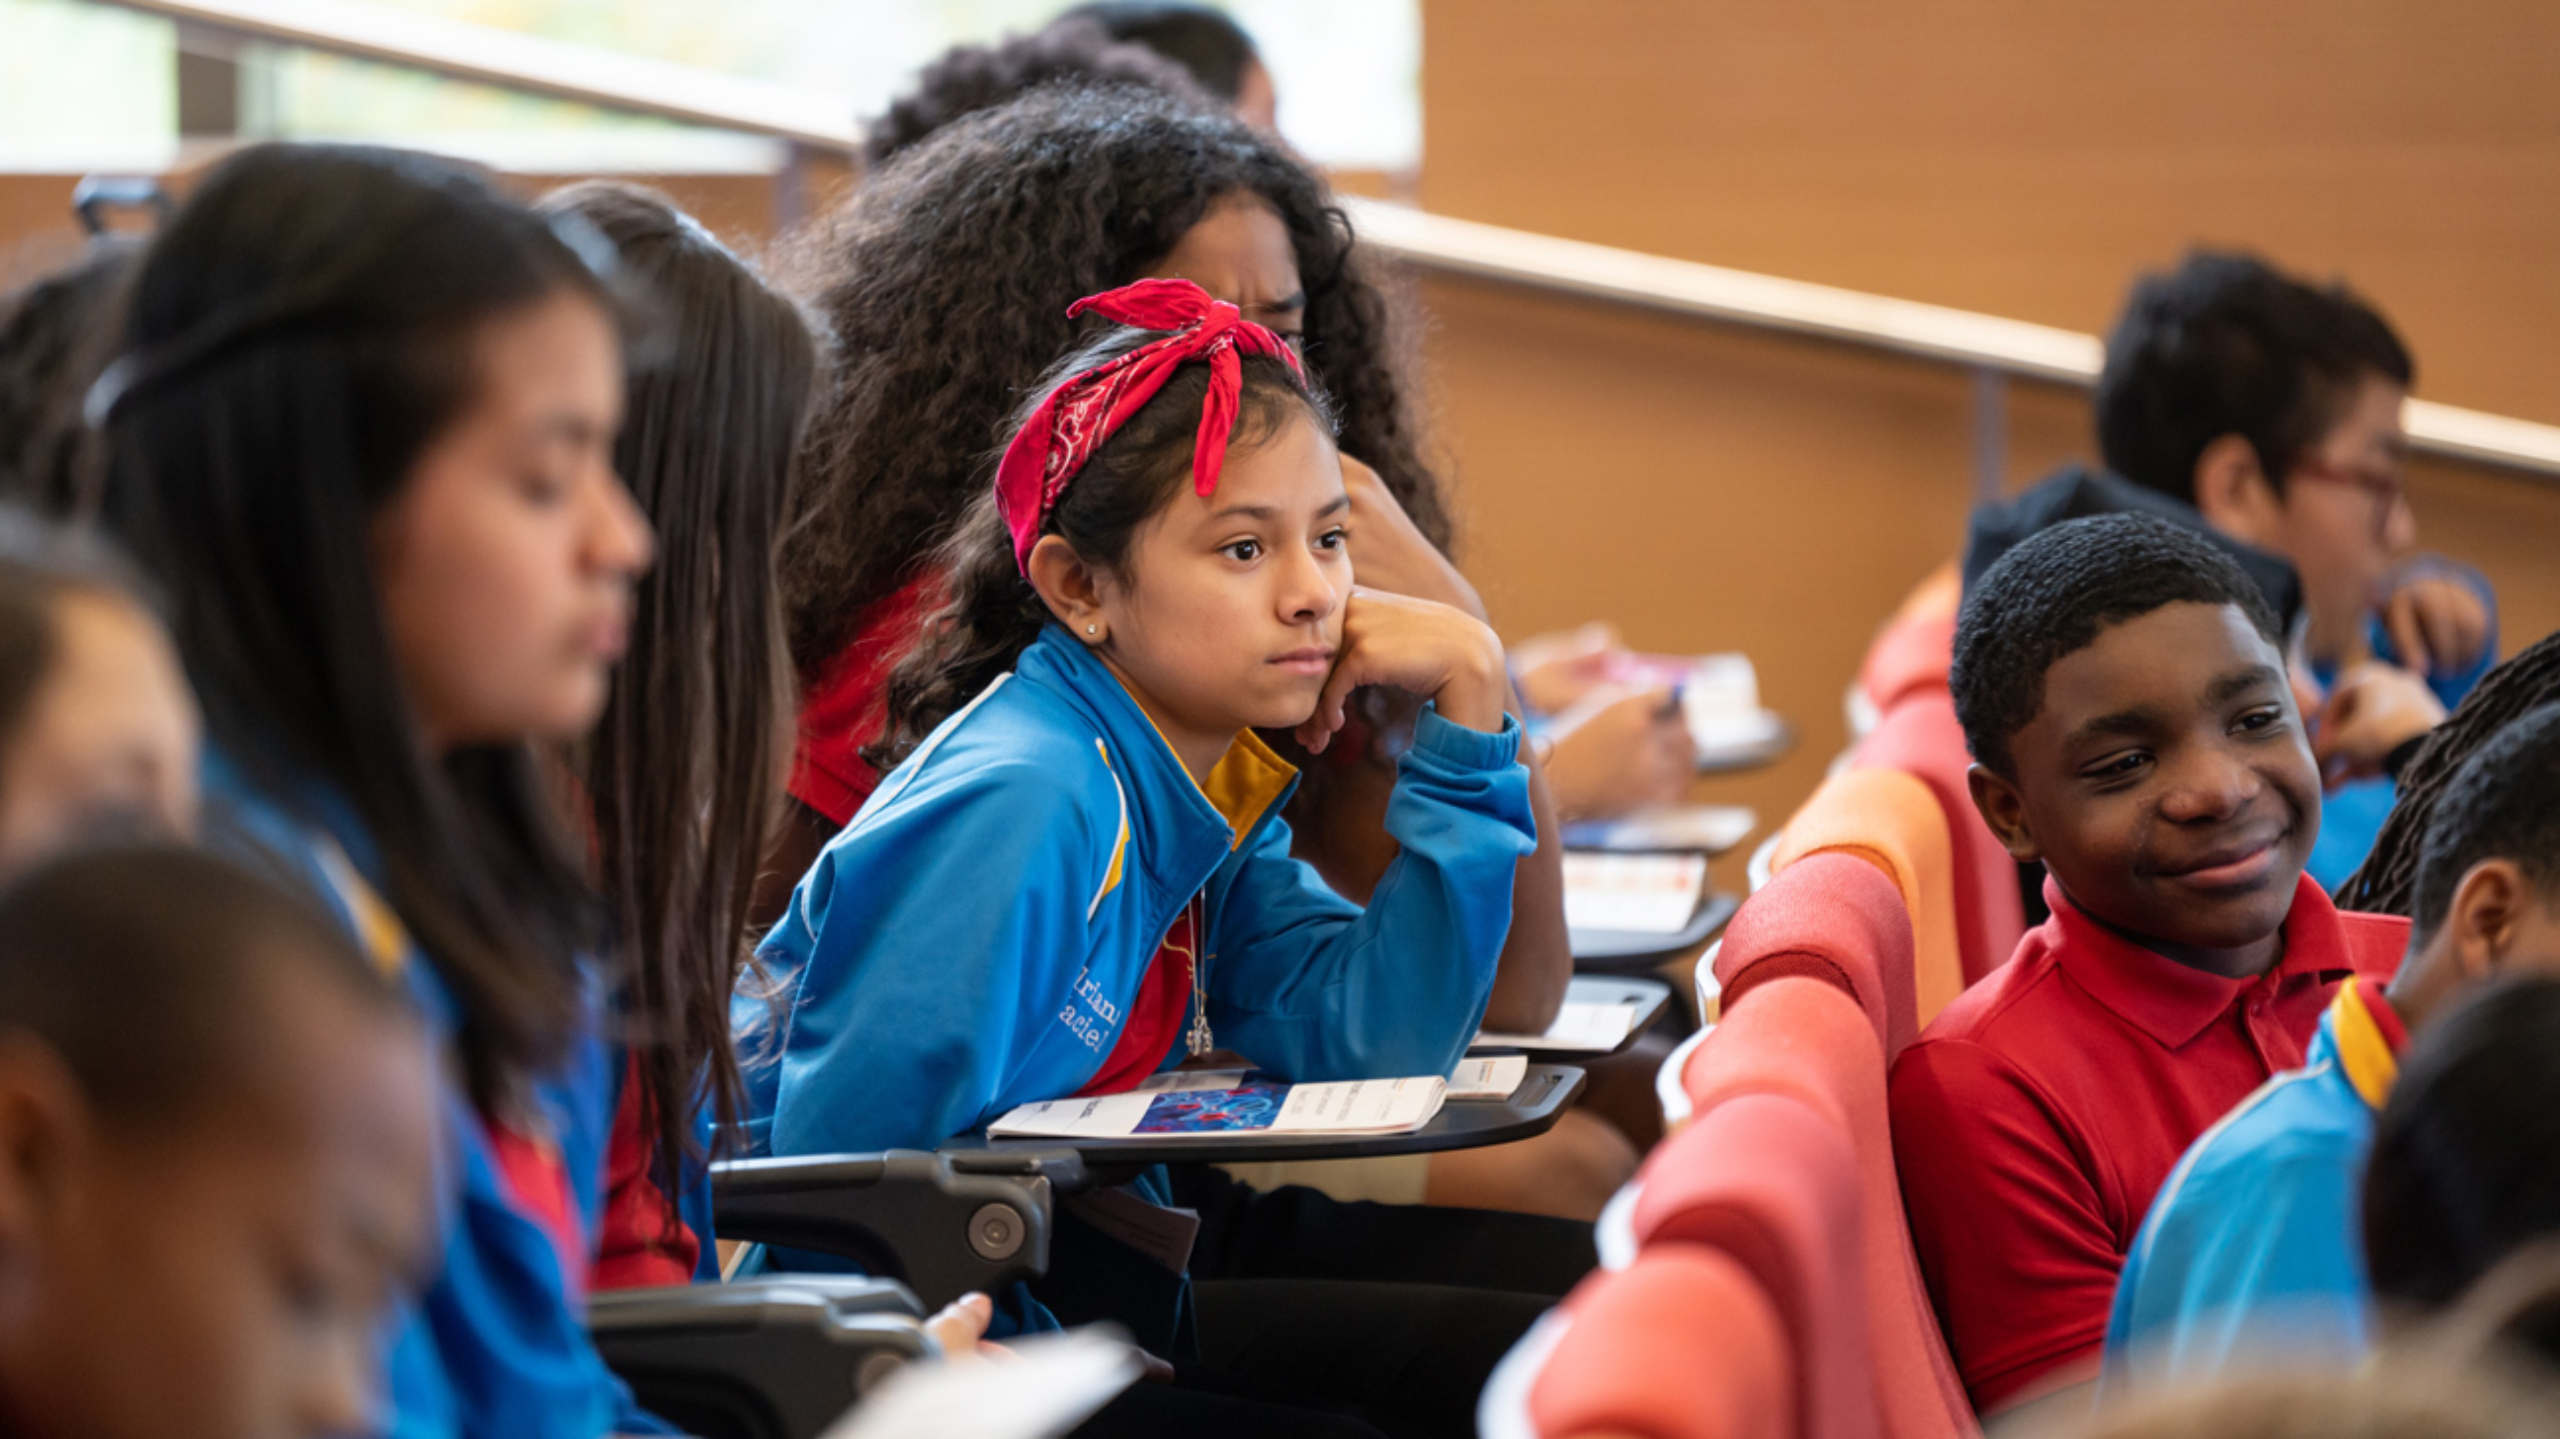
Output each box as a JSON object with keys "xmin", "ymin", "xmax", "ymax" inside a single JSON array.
[{"xmin": 739, "ymin": 279, "xmax": 1587, "ymax": 1439}]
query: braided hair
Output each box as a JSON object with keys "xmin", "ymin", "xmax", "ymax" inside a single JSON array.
[{"xmin": 2339, "ymin": 629, "xmax": 2560, "ymax": 916}]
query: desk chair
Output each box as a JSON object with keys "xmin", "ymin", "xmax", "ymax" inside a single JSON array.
[
  {"xmin": 591, "ymin": 1149, "xmax": 1065, "ymax": 1439},
  {"xmin": 1480, "ymin": 1244, "xmax": 1793, "ymax": 1439},
  {"xmin": 1712, "ymin": 851, "xmax": 1917, "ymax": 1064},
  {"xmin": 711, "ymin": 1148, "xmax": 1067, "ymax": 1309},
  {"xmin": 594, "ymin": 1277, "xmax": 928, "ymax": 1439},
  {"xmin": 1625, "ymin": 1091, "xmax": 1878, "ymax": 1439},
  {"xmin": 1769, "ymin": 767, "xmax": 1962, "ymax": 1025},
  {"xmin": 1847, "ymin": 566, "xmax": 1961, "ymax": 739},
  {"xmin": 1679, "ymin": 978, "xmax": 1974, "ymax": 1439},
  {"xmin": 1851, "ymin": 692, "xmax": 2021, "ymax": 987}
]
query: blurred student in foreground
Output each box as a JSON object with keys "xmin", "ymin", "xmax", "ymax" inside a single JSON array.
[
  {"xmin": 2363, "ymin": 973, "xmax": 2560, "ymax": 1363},
  {"xmin": 0, "ymin": 508, "xmax": 196, "ymax": 871},
  {"xmin": 0, "ymin": 844, "xmax": 440, "ymax": 1439}
]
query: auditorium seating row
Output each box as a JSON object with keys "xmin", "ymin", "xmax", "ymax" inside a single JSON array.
[{"xmin": 1485, "ymin": 569, "xmax": 2014, "ymax": 1439}]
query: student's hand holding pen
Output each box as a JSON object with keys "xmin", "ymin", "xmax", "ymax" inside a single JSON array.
[{"xmin": 1297, "ymin": 586, "xmax": 1509, "ymax": 753}]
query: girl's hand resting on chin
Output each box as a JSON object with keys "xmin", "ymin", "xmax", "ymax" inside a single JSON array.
[{"xmin": 1296, "ymin": 586, "xmax": 1509, "ymax": 754}]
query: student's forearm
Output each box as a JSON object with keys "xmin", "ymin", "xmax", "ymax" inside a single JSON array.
[{"xmin": 1479, "ymin": 694, "xmax": 1571, "ymax": 1035}]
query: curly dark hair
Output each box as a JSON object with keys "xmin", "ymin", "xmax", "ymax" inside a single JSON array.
[
  {"xmin": 872, "ymin": 326, "xmax": 1331, "ymax": 768},
  {"xmin": 859, "ymin": 17, "xmax": 1211, "ymax": 169},
  {"xmin": 2339, "ymin": 630, "xmax": 2560, "ymax": 918},
  {"xmin": 778, "ymin": 82, "xmax": 1446, "ymax": 680},
  {"xmin": 2097, "ymin": 249, "xmax": 2413, "ymax": 505},
  {"xmin": 1951, "ymin": 512, "xmax": 2283, "ymax": 776}
]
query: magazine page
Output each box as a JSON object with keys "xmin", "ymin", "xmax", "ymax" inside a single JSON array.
[{"xmin": 989, "ymin": 1073, "xmax": 1445, "ymax": 1140}]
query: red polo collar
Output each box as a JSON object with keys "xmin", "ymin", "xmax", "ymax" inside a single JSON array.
[{"xmin": 2042, "ymin": 872, "xmax": 2361, "ymax": 1050}]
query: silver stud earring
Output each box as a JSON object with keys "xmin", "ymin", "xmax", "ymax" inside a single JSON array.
[{"xmin": 1086, "ymin": 623, "xmax": 1098, "ymax": 636}]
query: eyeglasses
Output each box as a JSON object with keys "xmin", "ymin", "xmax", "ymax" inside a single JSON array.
[{"xmin": 2287, "ymin": 456, "xmax": 2408, "ymax": 541}]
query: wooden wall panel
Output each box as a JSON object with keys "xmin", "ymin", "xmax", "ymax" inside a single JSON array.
[
  {"xmin": 1409, "ymin": 275, "xmax": 2560, "ymax": 885},
  {"xmin": 1, "ymin": 163, "xmax": 847, "ymax": 282},
  {"xmin": 1419, "ymin": 0, "xmax": 2560, "ymax": 427}
]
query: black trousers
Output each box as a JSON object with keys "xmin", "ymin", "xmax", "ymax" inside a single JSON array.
[{"xmin": 1062, "ymin": 1168, "xmax": 1595, "ymax": 1439}]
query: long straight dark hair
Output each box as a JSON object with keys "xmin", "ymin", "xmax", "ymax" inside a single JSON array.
[
  {"xmin": 542, "ymin": 182, "xmax": 814, "ymax": 1179},
  {"xmin": 97, "ymin": 143, "xmax": 609, "ymax": 1113}
]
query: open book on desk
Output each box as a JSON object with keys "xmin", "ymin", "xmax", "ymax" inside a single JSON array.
[{"xmin": 989, "ymin": 1072, "xmax": 1446, "ymax": 1141}]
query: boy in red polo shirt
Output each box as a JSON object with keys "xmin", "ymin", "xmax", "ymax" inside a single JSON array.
[{"xmin": 1891, "ymin": 513, "xmax": 2406, "ymax": 1419}]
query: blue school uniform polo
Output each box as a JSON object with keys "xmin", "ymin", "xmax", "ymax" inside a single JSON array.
[{"xmin": 2102, "ymin": 979, "xmax": 2407, "ymax": 1395}]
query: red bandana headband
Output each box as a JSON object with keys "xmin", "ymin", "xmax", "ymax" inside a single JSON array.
[{"xmin": 996, "ymin": 277, "xmax": 1304, "ymax": 573}]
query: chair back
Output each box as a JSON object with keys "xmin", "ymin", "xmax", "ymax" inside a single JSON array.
[
  {"xmin": 1631, "ymin": 1091, "xmax": 1879, "ymax": 1439},
  {"xmin": 1852, "ymin": 690, "xmax": 2022, "ymax": 987},
  {"xmin": 1769, "ymin": 767, "xmax": 1963, "ymax": 1024},
  {"xmin": 1711, "ymin": 850, "xmax": 1917, "ymax": 1063},
  {"xmin": 1505, "ymin": 1245, "xmax": 1796, "ymax": 1439}
]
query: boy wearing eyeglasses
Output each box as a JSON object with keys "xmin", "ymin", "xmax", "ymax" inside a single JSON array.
[{"xmin": 1966, "ymin": 249, "xmax": 2495, "ymax": 887}]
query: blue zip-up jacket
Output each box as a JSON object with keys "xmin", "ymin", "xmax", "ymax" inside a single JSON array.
[
  {"xmin": 740, "ymin": 623, "xmax": 1538, "ymax": 1163},
  {"xmin": 200, "ymin": 749, "xmax": 657, "ymax": 1439}
]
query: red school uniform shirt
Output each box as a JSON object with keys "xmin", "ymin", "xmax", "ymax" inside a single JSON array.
[
  {"xmin": 787, "ymin": 571, "xmax": 947, "ymax": 827},
  {"xmin": 1888, "ymin": 872, "xmax": 2405, "ymax": 1414}
]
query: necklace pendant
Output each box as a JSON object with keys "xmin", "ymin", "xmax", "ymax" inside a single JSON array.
[{"xmin": 1184, "ymin": 896, "xmax": 1213, "ymax": 1058}]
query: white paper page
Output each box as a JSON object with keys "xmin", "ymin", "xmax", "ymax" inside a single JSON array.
[
  {"xmin": 1269, "ymin": 1075, "xmax": 1446, "ymax": 1132},
  {"xmin": 1447, "ymin": 1053, "xmax": 1529, "ymax": 1100},
  {"xmin": 1689, "ymin": 706, "xmax": 1787, "ymax": 757},
  {"xmin": 1476, "ymin": 1000, "xmax": 1638, "ymax": 1054},
  {"xmin": 820, "ymin": 1327, "xmax": 1143, "ymax": 1439},
  {"xmin": 1563, "ymin": 851, "xmax": 1708, "ymax": 934},
  {"xmin": 987, "ymin": 1091, "xmax": 1158, "ymax": 1139}
]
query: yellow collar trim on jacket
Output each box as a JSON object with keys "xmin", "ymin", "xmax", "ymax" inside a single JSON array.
[
  {"xmin": 313, "ymin": 837, "xmax": 409, "ymax": 979},
  {"xmin": 2332, "ymin": 977, "xmax": 2403, "ymax": 1112},
  {"xmin": 1123, "ymin": 703, "xmax": 1299, "ymax": 851},
  {"xmin": 1199, "ymin": 728, "xmax": 1298, "ymax": 850}
]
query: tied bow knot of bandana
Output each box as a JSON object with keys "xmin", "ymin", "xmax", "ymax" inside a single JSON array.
[{"xmin": 996, "ymin": 277, "xmax": 1305, "ymax": 573}]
